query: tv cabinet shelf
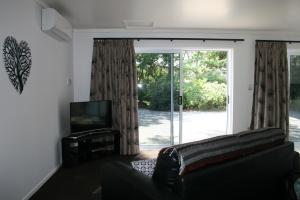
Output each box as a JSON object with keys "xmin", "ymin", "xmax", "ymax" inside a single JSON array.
[{"xmin": 62, "ymin": 129, "xmax": 120, "ymax": 167}]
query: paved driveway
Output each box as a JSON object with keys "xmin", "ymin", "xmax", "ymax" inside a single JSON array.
[
  {"xmin": 138, "ymin": 109, "xmax": 227, "ymax": 146},
  {"xmin": 139, "ymin": 108, "xmax": 300, "ymax": 151},
  {"xmin": 289, "ymin": 111, "xmax": 300, "ymax": 152}
]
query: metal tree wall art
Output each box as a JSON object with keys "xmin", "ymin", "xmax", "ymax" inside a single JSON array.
[{"xmin": 2, "ymin": 36, "xmax": 32, "ymax": 94}]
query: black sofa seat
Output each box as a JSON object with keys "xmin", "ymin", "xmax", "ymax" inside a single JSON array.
[
  {"xmin": 101, "ymin": 141, "xmax": 300, "ymax": 200},
  {"xmin": 101, "ymin": 125, "xmax": 299, "ymax": 200}
]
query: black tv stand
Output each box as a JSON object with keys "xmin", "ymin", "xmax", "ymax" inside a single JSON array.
[{"xmin": 62, "ymin": 129, "xmax": 120, "ymax": 167}]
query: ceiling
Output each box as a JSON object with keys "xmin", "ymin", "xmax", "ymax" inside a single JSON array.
[{"xmin": 40, "ymin": 0, "xmax": 300, "ymax": 31}]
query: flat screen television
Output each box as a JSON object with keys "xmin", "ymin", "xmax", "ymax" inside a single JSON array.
[{"xmin": 70, "ymin": 100, "xmax": 112, "ymax": 133}]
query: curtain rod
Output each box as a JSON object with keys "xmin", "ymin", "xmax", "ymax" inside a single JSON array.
[
  {"xmin": 93, "ymin": 38, "xmax": 245, "ymax": 42},
  {"xmin": 256, "ymin": 40, "xmax": 300, "ymax": 43}
]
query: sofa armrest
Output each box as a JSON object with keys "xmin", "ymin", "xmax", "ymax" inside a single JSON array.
[
  {"xmin": 101, "ymin": 161, "xmax": 181, "ymax": 200},
  {"xmin": 285, "ymin": 151, "xmax": 300, "ymax": 200},
  {"xmin": 293, "ymin": 151, "xmax": 300, "ymax": 173}
]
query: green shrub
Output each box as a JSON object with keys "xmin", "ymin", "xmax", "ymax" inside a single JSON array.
[
  {"xmin": 290, "ymin": 99, "xmax": 300, "ymax": 112},
  {"xmin": 183, "ymin": 80, "xmax": 226, "ymax": 110},
  {"xmin": 149, "ymin": 77, "xmax": 171, "ymax": 111},
  {"xmin": 201, "ymin": 82, "xmax": 227, "ymax": 110},
  {"xmin": 183, "ymin": 79, "xmax": 205, "ymax": 109}
]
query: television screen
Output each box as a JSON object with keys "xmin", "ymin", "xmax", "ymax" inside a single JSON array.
[{"xmin": 70, "ymin": 100, "xmax": 112, "ymax": 133}]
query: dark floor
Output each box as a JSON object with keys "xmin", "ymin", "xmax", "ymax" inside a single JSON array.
[{"xmin": 30, "ymin": 151, "xmax": 157, "ymax": 200}]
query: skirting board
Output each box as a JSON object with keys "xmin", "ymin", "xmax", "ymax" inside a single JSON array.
[{"xmin": 22, "ymin": 165, "xmax": 60, "ymax": 200}]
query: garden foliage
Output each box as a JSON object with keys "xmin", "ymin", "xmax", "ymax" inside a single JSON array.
[{"xmin": 136, "ymin": 51, "xmax": 227, "ymax": 111}]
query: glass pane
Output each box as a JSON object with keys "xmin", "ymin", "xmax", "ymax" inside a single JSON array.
[
  {"xmin": 289, "ymin": 55, "xmax": 300, "ymax": 152},
  {"xmin": 181, "ymin": 50, "xmax": 228, "ymax": 143},
  {"xmin": 137, "ymin": 53, "xmax": 175, "ymax": 149}
]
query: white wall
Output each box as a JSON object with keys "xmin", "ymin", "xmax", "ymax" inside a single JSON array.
[
  {"xmin": 73, "ymin": 29, "xmax": 300, "ymax": 134},
  {"xmin": 0, "ymin": 0, "xmax": 73, "ymax": 199}
]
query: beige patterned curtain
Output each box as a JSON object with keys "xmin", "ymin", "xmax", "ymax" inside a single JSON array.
[
  {"xmin": 250, "ymin": 41, "xmax": 289, "ymax": 137},
  {"xmin": 90, "ymin": 39, "xmax": 140, "ymax": 155}
]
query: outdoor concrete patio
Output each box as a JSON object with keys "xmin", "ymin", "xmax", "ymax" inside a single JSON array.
[
  {"xmin": 289, "ymin": 111, "xmax": 300, "ymax": 152},
  {"xmin": 139, "ymin": 109, "xmax": 300, "ymax": 152}
]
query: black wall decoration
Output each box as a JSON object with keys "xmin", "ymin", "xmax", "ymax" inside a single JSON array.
[{"xmin": 2, "ymin": 36, "xmax": 32, "ymax": 94}]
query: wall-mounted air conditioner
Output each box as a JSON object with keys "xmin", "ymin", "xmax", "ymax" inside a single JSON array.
[{"xmin": 42, "ymin": 8, "xmax": 72, "ymax": 41}]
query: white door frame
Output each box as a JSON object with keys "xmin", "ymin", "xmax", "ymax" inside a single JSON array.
[{"xmin": 287, "ymin": 50, "xmax": 300, "ymax": 139}]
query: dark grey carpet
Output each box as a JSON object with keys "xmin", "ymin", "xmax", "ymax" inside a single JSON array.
[{"xmin": 29, "ymin": 153, "xmax": 151, "ymax": 200}]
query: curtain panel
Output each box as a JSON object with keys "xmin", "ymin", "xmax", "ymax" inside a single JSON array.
[
  {"xmin": 250, "ymin": 41, "xmax": 289, "ymax": 137},
  {"xmin": 90, "ymin": 39, "xmax": 140, "ymax": 155}
]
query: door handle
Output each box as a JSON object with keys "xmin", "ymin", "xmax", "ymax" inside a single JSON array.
[{"xmin": 178, "ymin": 96, "xmax": 183, "ymax": 105}]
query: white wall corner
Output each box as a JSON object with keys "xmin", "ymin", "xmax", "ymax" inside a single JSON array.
[{"xmin": 22, "ymin": 165, "xmax": 61, "ymax": 200}]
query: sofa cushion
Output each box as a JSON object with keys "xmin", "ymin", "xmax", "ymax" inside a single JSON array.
[{"xmin": 152, "ymin": 127, "xmax": 285, "ymax": 187}]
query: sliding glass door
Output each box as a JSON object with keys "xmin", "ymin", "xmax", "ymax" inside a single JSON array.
[
  {"xmin": 137, "ymin": 50, "xmax": 229, "ymax": 149},
  {"xmin": 180, "ymin": 50, "xmax": 228, "ymax": 143},
  {"xmin": 288, "ymin": 52, "xmax": 300, "ymax": 152}
]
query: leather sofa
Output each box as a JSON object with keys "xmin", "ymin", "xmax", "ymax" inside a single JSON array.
[{"xmin": 101, "ymin": 134, "xmax": 300, "ymax": 200}]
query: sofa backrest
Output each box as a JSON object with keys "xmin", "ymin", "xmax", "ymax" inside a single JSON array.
[
  {"xmin": 179, "ymin": 141, "xmax": 296, "ymax": 200},
  {"xmin": 152, "ymin": 127, "xmax": 286, "ymax": 188}
]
